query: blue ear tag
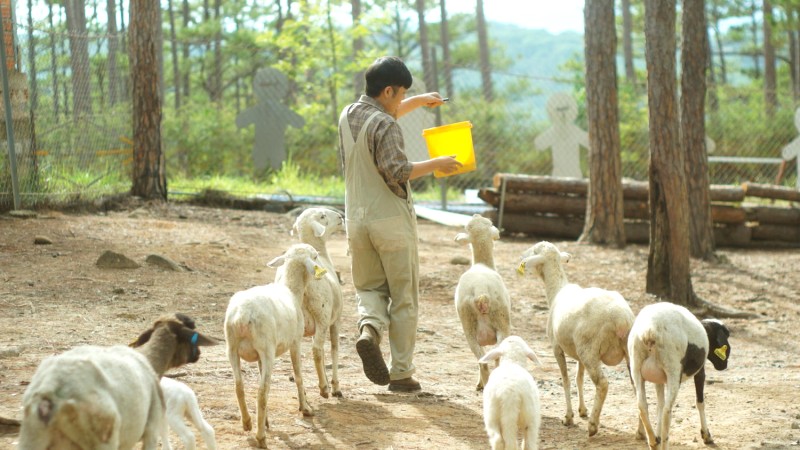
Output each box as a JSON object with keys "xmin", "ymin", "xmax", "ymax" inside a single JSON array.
[{"xmin": 191, "ymin": 333, "xmax": 199, "ymax": 357}]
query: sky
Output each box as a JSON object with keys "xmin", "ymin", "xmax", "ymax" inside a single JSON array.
[{"xmin": 442, "ymin": 0, "xmax": 585, "ymax": 34}]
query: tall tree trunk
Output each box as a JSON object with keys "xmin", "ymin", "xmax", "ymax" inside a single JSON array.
[
  {"xmin": 621, "ymin": 0, "xmax": 636, "ymax": 84},
  {"xmin": 167, "ymin": 0, "xmax": 180, "ymax": 109},
  {"xmin": 476, "ymin": 0, "xmax": 493, "ymax": 101},
  {"xmin": 706, "ymin": 22, "xmax": 719, "ymax": 113},
  {"xmin": 48, "ymin": 1, "xmax": 59, "ymax": 120},
  {"xmin": 764, "ymin": 0, "xmax": 777, "ymax": 117},
  {"xmin": 27, "ymin": 0, "xmax": 37, "ymax": 111},
  {"xmin": 439, "ymin": 0, "xmax": 454, "ymax": 97},
  {"xmin": 580, "ymin": 0, "xmax": 625, "ymax": 247},
  {"xmin": 181, "ymin": 0, "xmax": 190, "ymax": 99},
  {"xmin": 682, "ymin": 0, "xmax": 715, "ymax": 260},
  {"xmin": 107, "ymin": 0, "xmax": 119, "ymax": 106},
  {"xmin": 750, "ymin": 0, "xmax": 761, "ymax": 78},
  {"xmin": 326, "ymin": 0, "xmax": 338, "ymax": 122},
  {"xmin": 64, "ymin": 0, "xmax": 93, "ymax": 118},
  {"xmin": 644, "ymin": 0, "xmax": 696, "ymax": 306},
  {"xmin": 415, "ymin": 0, "xmax": 434, "ymax": 92},
  {"xmin": 130, "ymin": 0, "xmax": 166, "ymax": 200},
  {"xmin": 351, "ymin": 0, "xmax": 364, "ymax": 98},
  {"xmin": 709, "ymin": 1, "xmax": 727, "ymax": 84},
  {"xmin": 212, "ymin": 0, "xmax": 222, "ymax": 102}
]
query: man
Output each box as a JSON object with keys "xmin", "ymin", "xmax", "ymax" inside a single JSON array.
[{"xmin": 338, "ymin": 56, "xmax": 462, "ymax": 392}]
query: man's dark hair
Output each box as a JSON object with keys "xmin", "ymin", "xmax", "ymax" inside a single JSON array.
[{"xmin": 364, "ymin": 56, "xmax": 413, "ymax": 97}]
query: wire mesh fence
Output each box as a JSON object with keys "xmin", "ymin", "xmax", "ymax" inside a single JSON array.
[{"xmin": 1, "ymin": 1, "xmax": 797, "ymax": 211}]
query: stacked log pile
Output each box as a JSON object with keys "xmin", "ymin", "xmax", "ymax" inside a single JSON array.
[{"xmin": 478, "ymin": 173, "xmax": 800, "ymax": 247}]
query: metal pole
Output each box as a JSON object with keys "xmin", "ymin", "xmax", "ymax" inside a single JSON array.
[{"xmin": 0, "ymin": 5, "xmax": 20, "ymax": 210}]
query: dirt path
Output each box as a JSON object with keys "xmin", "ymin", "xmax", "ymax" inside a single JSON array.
[{"xmin": 1, "ymin": 203, "xmax": 798, "ymax": 449}]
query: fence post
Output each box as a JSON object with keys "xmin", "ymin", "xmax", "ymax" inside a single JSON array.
[{"xmin": 0, "ymin": 2, "xmax": 20, "ymax": 210}]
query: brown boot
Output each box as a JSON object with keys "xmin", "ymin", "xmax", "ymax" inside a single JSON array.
[
  {"xmin": 356, "ymin": 325, "xmax": 389, "ymax": 386},
  {"xmin": 388, "ymin": 377, "xmax": 421, "ymax": 392}
]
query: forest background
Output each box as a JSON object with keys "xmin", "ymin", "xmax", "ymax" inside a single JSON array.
[{"xmin": 0, "ymin": 0, "xmax": 798, "ymax": 209}]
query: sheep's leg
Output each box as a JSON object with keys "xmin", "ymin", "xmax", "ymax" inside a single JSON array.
[
  {"xmin": 693, "ymin": 368, "xmax": 713, "ymax": 444},
  {"xmin": 255, "ymin": 354, "xmax": 274, "ymax": 449},
  {"xmin": 582, "ymin": 359, "xmax": 608, "ymax": 437},
  {"xmin": 459, "ymin": 311, "xmax": 488, "ymax": 390},
  {"xmin": 330, "ymin": 322, "xmax": 342, "ymax": 398},
  {"xmin": 554, "ymin": 346, "xmax": 574, "ymax": 426},
  {"xmin": 576, "ymin": 361, "xmax": 588, "ymax": 418},
  {"xmin": 658, "ymin": 378, "xmax": 681, "ymax": 450},
  {"xmin": 486, "ymin": 426, "xmax": 503, "ymax": 450},
  {"xmin": 186, "ymin": 394, "xmax": 217, "ymax": 450},
  {"xmin": 654, "ymin": 382, "xmax": 665, "ymax": 442},
  {"xmin": 228, "ymin": 344, "xmax": 252, "ymax": 432},
  {"xmin": 167, "ymin": 413, "xmax": 195, "ymax": 450},
  {"xmin": 290, "ymin": 342, "xmax": 314, "ymax": 417},
  {"xmin": 634, "ymin": 375, "xmax": 658, "ymax": 448},
  {"xmin": 523, "ymin": 418, "xmax": 540, "ymax": 450},
  {"xmin": 312, "ymin": 327, "xmax": 332, "ymax": 398},
  {"xmin": 499, "ymin": 411, "xmax": 518, "ymax": 450}
]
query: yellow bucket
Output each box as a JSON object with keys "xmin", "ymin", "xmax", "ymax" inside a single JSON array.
[{"xmin": 422, "ymin": 121, "xmax": 476, "ymax": 178}]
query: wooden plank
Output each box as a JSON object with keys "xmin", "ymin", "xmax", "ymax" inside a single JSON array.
[
  {"xmin": 742, "ymin": 182, "xmax": 800, "ymax": 202},
  {"xmin": 414, "ymin": 205, "xmax": 473, "ymax": 227}
]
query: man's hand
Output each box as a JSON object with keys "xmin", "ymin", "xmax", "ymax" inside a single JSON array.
[{"xmin": 435, "ymin": 155, "xmax": 463, "ymax": 174}]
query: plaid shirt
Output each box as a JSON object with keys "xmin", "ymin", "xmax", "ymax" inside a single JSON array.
[{"xmin": 338, "ymin": 96, "xmax": 413, "ymax": 199}]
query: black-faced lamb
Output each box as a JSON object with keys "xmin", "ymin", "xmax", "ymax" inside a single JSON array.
[
  {"xmin": 285, "ymin": 207, "xmax": 345, "ymax": 398},
  {"xmin": 518, "ymin": 241, "xmax": 635, "ymax": 436},
  {"xmin": 18, "ymin": 313, "xmax": 218, "ymax": 450},
  {"xmin": 224, "ymin": 243, "xmax": 327, "ymax": 448},
  {"xmin": 478, "ymin": 335, "xmax": 542, "ymax": 450},
  {"xmin": 454, "ymin": 213, "xmax": 512, "ymax": 390},
  {"xmin": 628, "ymin": 302, "xmax": 730, "ymax": 450}
]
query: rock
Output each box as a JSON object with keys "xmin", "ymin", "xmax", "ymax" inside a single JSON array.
[
  {"xmin": 33, "ymin": 236, "xmax": 53, "ymax": 245},
  {"xmin": 145, "ymin": 254, "xmax": 184, "ymax": 272},
  {"xmin": 8, "ymin": 210, "xmax": 37, "ymax": 219},
  {"xmin": 0, "ymin": 347, "xmax": 21, "ymax": 358},
  {"xmin": 96, "ymin": 250, "xmax": 141, "ymax": 269},
  {"xmin": 450, "ymin": 256, "xmax": 471, "ymax": 265}
]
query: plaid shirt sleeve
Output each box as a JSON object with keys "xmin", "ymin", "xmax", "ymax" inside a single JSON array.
[{"xmin": 372, "ymin": 119, "xmax": 413, "ymax": 199}]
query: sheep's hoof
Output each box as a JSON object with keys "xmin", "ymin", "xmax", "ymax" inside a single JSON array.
[
  {"xmin": 579, "ymin": 407, "xmax": 588, "ymax": 418},
  {"xmin": 301, "ymin": 407, "xmax": 315, "ymax": 417},
  {"xmin": 701, "ymin": 429, "xmax": 714, "ymax": 444},
  {"xmin": 242, "ymin": 416, "xmax": 252, "ymax": 432},
  {"xmin": 588, "ymin": 422, "xmax": 598, "ymax": 437},
  {"xmin": 636, "ymin": 430, "xmax": 646, "ymax": 441},
  {"xmin": 562, "ymin": 416, "xmax": 574, "ymax": 426},
  {"xmin": 332, "ymin": 390, "xmax": 343, "ymax": 398},
  {"xmin": 256, "ymin": 435, "xmax": 268, "ymax": 448},
  {"xmin": 319, "ymin": 388, "xmax": 330, "ymax": 399}
]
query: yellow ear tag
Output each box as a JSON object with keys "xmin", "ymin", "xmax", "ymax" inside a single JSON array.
[
  {"xmin": 714, "ymin": 345, "xmax": 728, "ymax": 361},
  {"xmin": 516, "ymin": 262, "xmax": 526, "ymax": 276},
  {"xmin": 314, "ymin": 265, "xmax": 327, "ymax": 280}
]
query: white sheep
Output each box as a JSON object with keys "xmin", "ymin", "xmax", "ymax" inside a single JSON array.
[
  {"xmin": 478, "ymin": 335, "xmax": 542, "ymax": 450},
  {"xmin": 285, "ymin": 207, "xmax": 345, "ymax": 398},
  {"xmin": 454, "ymin": 213, "xmax": 512, "ymax": 390},
  {"xmin": 628, "ymin": 302, "xmax": 730, "ymax": 450},
  {"xmin": 518, "ymin": 241, "xmax": 635, "ymax": 436},
  {"xmin": 224, "ymin": 243, "xmax": 327, "ymax": 448},
  {"xmin": 160, "ymin": 377, "xmax": 217, "ymax": 450},
  {"xmin": 18, "ymin": 314, "xmax": 218, "ymax": 450}
]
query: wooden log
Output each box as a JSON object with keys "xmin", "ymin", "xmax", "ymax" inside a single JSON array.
[
  {"xmin": 486, "ymin": 211, "xmax": 584, "ymax": 238},
  {"xmin": 492, "ymin": 173, "xmax": 747, "ymax": 203},
  {"xmin": 751, "ymin": 224, "xmax": 800, "ymax": 242},
  {"xmin": 751, "ymin": 206, "xmax": 800, "ymax": 225},
  {"xmin": 713, "ymin": 224, "xmax": 753, "ymax": 247},
  {"xmin": 480, "ymin": 188, "xmax": 743, "ymax": 223},
  {"xmin": 742, "ymin": 182, "xmax": 800, "ymax": 202}
]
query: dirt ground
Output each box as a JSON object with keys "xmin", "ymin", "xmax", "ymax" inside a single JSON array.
[{"xmin": 1, "ymin": 201, "xmax": 799, "ymax": 450}]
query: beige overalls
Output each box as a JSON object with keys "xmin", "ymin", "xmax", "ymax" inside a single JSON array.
[{"xmin": 340, "ymin": 106, "xmax": 420, "ymax": 381}]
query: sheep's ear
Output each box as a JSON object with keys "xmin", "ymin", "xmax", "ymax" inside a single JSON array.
[
  {"xmin": 129, "ymin": 328, "xmax": 154, "ymax": 348},
  {"xmin": 526, "ymin": 349, "xmax": 542, "ymax": 366},
  {"xmin": 267, "ymin": 255, "xmax": 286, "ymax": 268},
  {"xmin": 311, "ymin": 220, "xmax": 327, "ymax": 237},
  {"xmin": 479, "ymin": 348, "xmax": 502, "ymax": 364},
  {"xmin": 491, "ymin": 226, "xmax": 500, "ymax": 240},
  {"xmin": 560, "ymin": 252, "xmax": 571, "ymax": 263},
  {"xmin": 175, "ymin": 326, "xmax": 220, "ymax": 346},
  {"xmin": 305, "ymin": 258, "xmax": 327, "ymax": 279},
  {"xmin": 517, "ymin": 254, "xmax": 545, "ymax": 276},
  {"xmin": 454, "ymin": 233, "xmax": 471, "ymax": 245}
]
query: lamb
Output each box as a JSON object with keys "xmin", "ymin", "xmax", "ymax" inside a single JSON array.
[
  {"xmin": 285, "ymin": 207, "xmax": 345, "ymax": 398},
  {"xmin": 160, "ymin": 377, "xmax": 217, "ymax": 450},
  {"xmin": 18, "ymin": 313, "xmax": 218, "ymax": 450},
  {"xmin": 478, "ymin": 335, "xmax": 542, "ymax": 450},
  {"xmin": 628, "ymin": 302, "xmax": 730, "ymax": 450},
  {"xmin": 454, "ymin": 213, "xmax": 512, "ymax": 390},
  {"xmin": 224, "ymin": 243, "xmax": 327, "ymax": 448},
  {"xmin": 518, "ymin": 241, "xmax": 635, "ymax": 436}
]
